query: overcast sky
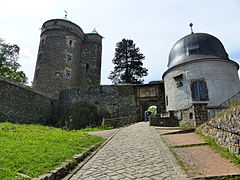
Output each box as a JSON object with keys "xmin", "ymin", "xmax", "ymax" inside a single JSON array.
[{"xmin": 1, "ymin": 0, "xmax": 240, "ymax": 84}]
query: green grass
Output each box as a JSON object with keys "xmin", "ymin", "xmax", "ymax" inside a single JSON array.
[
  {"xmin": 229, "ymin": 100, "xmax": 240, "ymax": 107},
  {"xmin": 80, "ymin": 126, "xmax": 116, "ymax": 132},
  {"xmin": 0, "ymin": 122, "xmax": 104, "ymax": 179},
  {"xmin": 195, "ymin": 130, "xmax": 240, "ymax": 167}
]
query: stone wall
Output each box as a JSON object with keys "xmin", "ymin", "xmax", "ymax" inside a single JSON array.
[
  {"xmin": 149, "ymin": 115, "xmax": 178, "ymax": 127},
  {"xmin": 0, "ymin": 76, "xmax": 53, "ymax": 125},
  {"xmin": 102, "ymin": 116, "xmax": 137, "ymax": 127},
  {"xmin": 198, "ymin": 105, "xmax": 240, "ymax": 155},
  {"xmin": 58, "ymin": 85, "xmax": 139, "ymax": 121},
  {"xmin": 176, "ymin": 103, "xmax": 208, "ymax": 127}
]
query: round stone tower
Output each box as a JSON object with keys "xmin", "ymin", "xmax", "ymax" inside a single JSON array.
[
  {"xmin": 163, "ymin": 33, "xmax": 240, "ymax": 111},
  {"xmin": 32, "ymin": 18, "xmax": 102, "ymax": 98}
]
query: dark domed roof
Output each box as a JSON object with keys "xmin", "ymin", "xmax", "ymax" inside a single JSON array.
[{"xmin": 168, "ymin": 33, "xmax": 229, "ymax": 68}]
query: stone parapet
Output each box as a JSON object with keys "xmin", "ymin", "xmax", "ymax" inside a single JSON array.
[
  {"xmin": 149, "ymin": 115, "xmax": 178, "ymax": 127},
  {"xmin": 101, "ymin": 116, "xmax": 137, "ymax": 127}
]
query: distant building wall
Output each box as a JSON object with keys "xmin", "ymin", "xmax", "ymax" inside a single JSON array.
[
  {"xmin": 57, "ymin": 85, "xmax": 139, "ymax": 120},
  {"xmin": 0, "ymin": 76, "xmax": 53, "ymax": 125}
]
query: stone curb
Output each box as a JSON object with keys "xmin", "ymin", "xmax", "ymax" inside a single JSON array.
[{"xmin": 30, "ymin": 128, "xmax": 122, "ymax": 180}]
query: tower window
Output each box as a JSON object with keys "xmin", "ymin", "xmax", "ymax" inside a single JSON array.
[
  {"xmin": 64, "ymin": 68, "xmax": 72, "ymax": 79},
  {"xmin": 65, "ymin": 54, "xmax": 73, "ymax": 63},
  {"xmin": 66, "ymin": 36, "xmax": 75, "ymax": 47},
  {"xmin": 191, "ymin": 80, "xmax": 208, "ymax": 101}
]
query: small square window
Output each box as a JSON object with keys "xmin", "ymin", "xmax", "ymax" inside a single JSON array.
[
  {"xmin": 66, "ymin": 54, "xmax": 72, "ymax": 63},
  {"xmin": 66, "ymin": 36, "xmax": 75, "ymax": 47},
  {"xmin": 174, "ymin": 74, "xmax": 183, "ymax": 87},
  {"xmin": 64, "ymin": 69, "xmax": 71, "ymax": 79}
]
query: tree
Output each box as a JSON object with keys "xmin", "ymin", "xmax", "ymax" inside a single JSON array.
[
  {"xmin": 109, "ymin": 38, "xmax": 148, "ymax": 84},
  {"xmin": 0, "ymin": 38, "xmax": 28, "ymax": 83}
]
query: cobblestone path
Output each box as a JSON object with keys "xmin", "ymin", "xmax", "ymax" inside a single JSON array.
[{"xmin": 69, "ymin": 122, "xmax": 188, "ymax": 180}]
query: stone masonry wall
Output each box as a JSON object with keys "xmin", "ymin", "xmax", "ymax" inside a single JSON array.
[
  {"xmin": 0, "ymin": 76, "xmax": 53, "ymax": 125},
  {"xmin": 149, "ymin": 115, "xmax": 178, "ymax": 127},
  {"xmin": 178, "ymin": 103, "xmax": 208, "ymax": 127},
  {"xmin": 58, "ymin": 85, "xmax": 139, "ymax": 120},
  {"xmin": 102, "ymin": 116, "xmax": 137, "ymax": 127},
  {"xmin": 198, "ymin": 105, "xmax": 240, "ymax": 155}
]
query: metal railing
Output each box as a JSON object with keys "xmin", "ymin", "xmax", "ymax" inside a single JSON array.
[
  {"xmin": 208, "ymin": 91, "xmax": 240, "ymax": 119},
  {"xmin": 217, "ymin": 91, "xmax": 240, "ymax": 109}
]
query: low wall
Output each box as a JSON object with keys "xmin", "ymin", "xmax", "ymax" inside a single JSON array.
[
  {"xmin": 198, "ymin": 105, "xmax": 240, "ymax": 155},
  {"xmin": 58, "ymin": 85, "xmax": 139, "ymax": 119},
  {"xmin": 102, "ymin": 116, "xmax": 138, "ymax": 127},
  {"xmin": 149, "ymin": 115, "xmax": 178, "ymax": 127},
  {"xmin": 0, "ymin": 76, "xmax": 53, "ymax": 125},
  {"xmin": 175, "ymin": 103, "xmax": 208, "ymax": 127}
]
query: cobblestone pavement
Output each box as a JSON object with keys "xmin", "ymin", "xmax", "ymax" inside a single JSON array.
[{"xmin": 69, "ymin": 122, "xmax": 188, "ymax": 180}]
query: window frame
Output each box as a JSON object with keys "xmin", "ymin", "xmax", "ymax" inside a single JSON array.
[
  {"xmin": 66, "ymin": 36, "xmax": 75, "ymax": 47},
  {"xmin": 190, "ymin": 79, "xmax": 208, "ymax": 101},
  {"xmin": 64, "ymin": 68, "xmax": 72, "ymax": 79},
  {"xmin": 65, "ymin": 53, "xmax": 73, "ymax": 64}
]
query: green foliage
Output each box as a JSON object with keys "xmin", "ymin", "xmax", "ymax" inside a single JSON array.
[
  {"xmin": 148, "ymin": 80, "xmax": 163, "ymax": 84},
  {"xmin": 147, "ymin": 106, "xmax": 157, "ymax": 115},
  {"xmin": 195, "ymin": 130, "xmax": 240, "ymax": 167},
  {"xmin": 109, "ymin": 38, "xmax": 148, "ymax": 84},
  {"xmin": 0, "ymin": 122, "xmax": 104, "ymax": 178},
  {"xmin": 229, "ymin": 100, "xmax": 240, "ymax": 107},
  {"xmin": 64, "ymin": 101, "xmax": 109, "ymax": 130},
  {"xmin": 0, "ymin": 38, "xmax": 28, "ymax": 83}
]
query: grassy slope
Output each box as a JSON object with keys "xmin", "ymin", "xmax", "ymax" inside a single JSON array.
[{"xmin": 0, "ymin": 122, "xmax": 104, "ymax": 179}]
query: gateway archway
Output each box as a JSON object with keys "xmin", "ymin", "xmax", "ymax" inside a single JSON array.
[{"xmin": 133, "ymin": 82, "xmax": 166, "ymax": 121}]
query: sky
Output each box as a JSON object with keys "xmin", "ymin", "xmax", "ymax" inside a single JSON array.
[{"xmin": 1, "ymin": 0, "xmax": 240, "ymax": 85}]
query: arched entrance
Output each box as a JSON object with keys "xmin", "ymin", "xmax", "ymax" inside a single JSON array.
[
  {"xmin": 143, "ymin": 105, "xmax": 157, "ymax": 121},
  {"xmin": 133, "ymin": 82, "xmax": 166, "ymax": 121},
  {"xmin": 147, "ymin": 105, "xmax": 157, "ymax": 115}
]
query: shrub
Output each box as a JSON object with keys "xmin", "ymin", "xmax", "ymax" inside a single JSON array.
[{"xmin": 64, "ymin": 101, "xmax": 109, "ymax": 130}]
